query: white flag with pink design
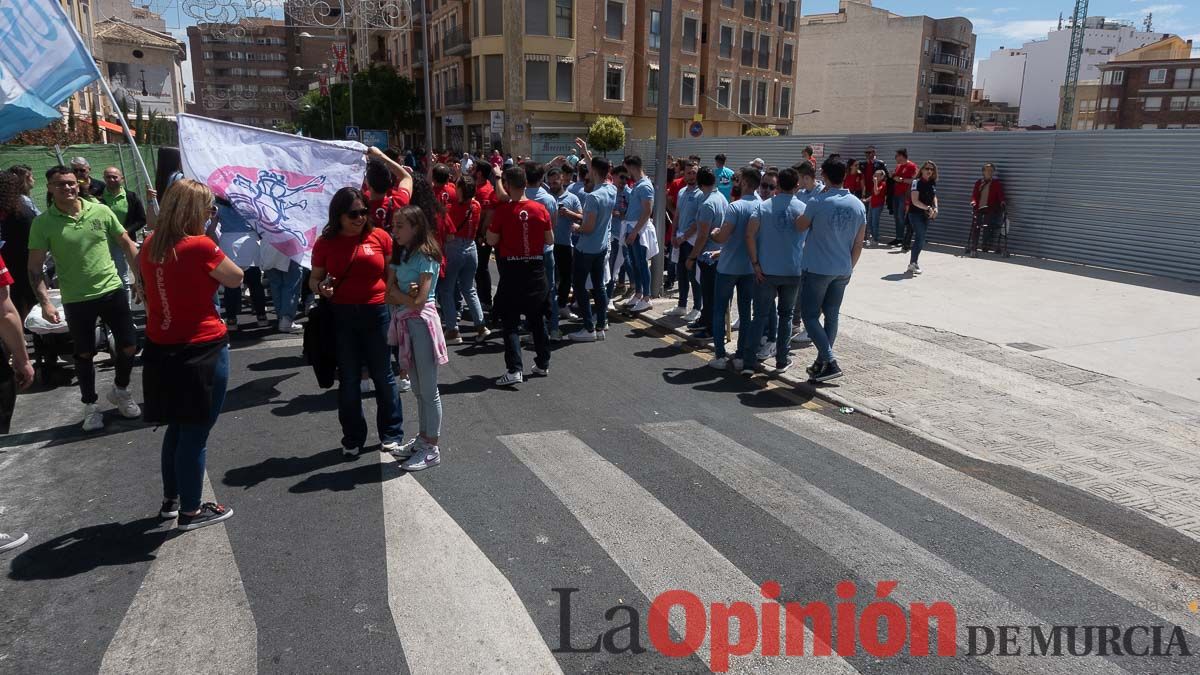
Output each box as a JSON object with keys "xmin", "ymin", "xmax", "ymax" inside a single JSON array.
[{"xmin": 178, "ymin": 114, "xmax": 366, "ymax": 267}]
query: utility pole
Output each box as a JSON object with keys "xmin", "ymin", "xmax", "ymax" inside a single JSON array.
[
  {"xmin": 650, "ymin": 0, "xmax": 673, "ymax": 297},
  {"xmin": 1058, "ymin": 0, "xmax": 1089, "ymax": 131}
]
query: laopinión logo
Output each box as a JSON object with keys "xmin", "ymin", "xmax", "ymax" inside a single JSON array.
[{"xmin": 552, "ymin": 581, "xmax": 1194, "ymax": 672}]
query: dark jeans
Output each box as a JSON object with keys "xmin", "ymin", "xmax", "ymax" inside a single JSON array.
[
  {"xmin": 476, "ymin": 241, "xmax": 494, "ymax": 307},
  {"xmin": 675, "ymin": 242, "xmax": 701, "ymax": 309},
  {"xmin": 553, "ymin": 244, "xmax": 574, "ymax": 308},
  {"xmin": 332, "ymin": 303, "xmax": 403, "ymax": 449},
  {"xmin": 571, "ymin": 248, "xmax": 609, "ymax": 332},
  {"xmin": 223, "ymin": 266, "xmax": 267, "ymax": 321},
  {"xmin": 713, "ymin": 272, "xmax": 754, "ymax": 360},
  {"xmin": 497, "ymin": 259, "xmax": 551, "ymax": 373},
  {"xmin": 696, "ymin": 260, "xmax": 718, "ymax": 331},
  {"xmin": 161, "ymin": 345, "xmax": 229, "ymax": 512},
  {"xmin": 800, "ymin": 271, "xmax": 851, "ymax": 364},
  {"xmin": 909, "ymin": 211, "xmax": 930, "ymax": 264},
  {"xmin": 891, "ymin": 195, "xmax": 908, "ymax": 241},
  {"xmin": 62, "ymin": 289, "xmax": 137, "ymax": 404},
  {"xmin": 748, "ymin": 275, "xmax": 801, "ymax": 367}
]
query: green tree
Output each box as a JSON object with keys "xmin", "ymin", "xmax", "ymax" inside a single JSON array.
[
  {"xmin": 743, "ymin": 127, "xmax": 780, "ymax": 137},
  {"xmin": 296, "ymin": 64, "xmax": 420, "ymax": 140},
  {"xmin": 587, "ymin": 116, "xmax": 625, "ymax": 155}
]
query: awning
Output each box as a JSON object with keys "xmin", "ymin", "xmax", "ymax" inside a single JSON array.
[{"xmin": 94, "ymin": 119, "xmax": 133, "ymax": 136}]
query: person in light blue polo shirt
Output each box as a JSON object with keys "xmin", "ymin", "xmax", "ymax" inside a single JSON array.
[
  {"xmin": 523, "ymin": 161, "xmax": 563, "ymax": 338},
  {"xmin": 667, "ymin": 162, "xmax": 702, "ymax": 320},
  {"xmin": 569, "ymin": 157, "xmax": 616, "ymax": 341},
  {"xmin": 708, "ymin": 166, "xmax": 762, "ymax": 371},
  {"xmin": 799, "ymin": 158, "xmax": 866, "ymax": 384},
  {"xmin": 687, "ymin": 167, "xmax": 728, "ymax": 340},
  {"xmin": 713, "ymin": 154, "xmax": 734, "ymax": 201},
  {"xmin": 547, "ymin": 167, "xmax": 582, "ymax": 323},
  {"xmin": 745, "ymin": 167, "xmax": 810, "ymax": 373},
  {"xmin": 621, "ymin": 156, "xmax": 656, "ymax": 312}
]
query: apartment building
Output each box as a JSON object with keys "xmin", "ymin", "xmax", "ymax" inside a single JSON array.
[
  {"xmin": 187, "ymin": 20, "xmax": 295, "ymax": 128},
  {"xmin": 1059, "ymin": 80, "xmax": 1100, "ymax": 130},
  {"xmin": 421, "ymin": 0, "xmax": 799, "ymax": 159},
  {"xmin": 1093, "ymin": 37, "xmax": 1200, "ymax": 130},
  {"xmin": 791, "ymin": 0, "xmax": 974, "ymax": 134}
]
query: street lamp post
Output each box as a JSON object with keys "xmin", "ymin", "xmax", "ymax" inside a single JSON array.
[
  {"xmin": 294, "ymin": 64, "xmax": 337, "ymax": 138},
  {"xmin": 299, "ymin": 29, "xmax": 355, "ymax": 132},
  {"xmin": 650, "ymin": 0, "xmax": 673, "ymax": 297}
]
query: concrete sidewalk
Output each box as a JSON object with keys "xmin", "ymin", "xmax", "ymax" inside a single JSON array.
[{"xmin": 636, "ymin": 245, "xmax": 1200, "ymax": 541}]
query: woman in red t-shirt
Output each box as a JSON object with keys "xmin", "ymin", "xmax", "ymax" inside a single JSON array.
[
  {"xmin": 309, "ymin": 187, "xmax": 403, "ymax": 457},
  {"xmin": 436, "ymin": 175, "xmax": 489, "ymax": 345},
  {"xmin": 139, "ymin": 179, "xmax": 244, "ymax": 532},
  {"xmin": 844, "ymin": 158, "xmax": 864, "ymax": 200}
]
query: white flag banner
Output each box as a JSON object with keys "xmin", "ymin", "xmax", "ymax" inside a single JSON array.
[{"xmin": 178, "ymin": 114, "xmax": 366, "ymax": 268}]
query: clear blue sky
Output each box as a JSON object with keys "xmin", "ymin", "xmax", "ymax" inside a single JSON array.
[{"xmin": 153, "ymin": 0, "xmax": 1200, "ymax": 102}]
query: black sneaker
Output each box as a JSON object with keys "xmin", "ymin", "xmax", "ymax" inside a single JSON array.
[
  {"xmin": 177, "ymin": 502, "xmax": 234, "ymax": 531},
  {"xmin": 159, "ymin": 499, "xmax": 179, "ymax": 519},
  {"xmin": 774, "ymin": 359, "xmax": 792, "ymax": 374},
  {"xmin": 806, "ymin": 360, "xmax": 824, "ymax": 378},
  {"xmin": 812, "ymin": 360, "xmax": 844, "ymax": 383},
  {"xmin": 886, "ymin": 239, "xmax": 901, "ymax": 247}
]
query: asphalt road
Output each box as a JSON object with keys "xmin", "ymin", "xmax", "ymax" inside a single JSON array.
[{"xmin": 2, "ymin": 314, "xmax": 1199, "ymax": 674}]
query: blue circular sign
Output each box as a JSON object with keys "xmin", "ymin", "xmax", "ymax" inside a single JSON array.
[{"xmin": 689, "ymin": 121, "xmax": 703, "ymax": 137}]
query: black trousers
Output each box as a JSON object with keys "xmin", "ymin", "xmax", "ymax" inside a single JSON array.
[
  {"xmin": 496, "ymin": 259, "xmax": 550, "ymax": 374},
  {"xmin": 553, "ymin": 244, "xmax": 573, "ymax": 308},
  {"xmin": 62, "ymin": 289, "xmax": 137, "ymax": 404},
  {"xmin": 476, "ymin": 241, "xmax": 494, "ymax": 307}
]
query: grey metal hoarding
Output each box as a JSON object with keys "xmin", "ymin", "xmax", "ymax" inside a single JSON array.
[{"xmin": 624, "ymin": 130, "xmax": 1200, "ymax": 281}]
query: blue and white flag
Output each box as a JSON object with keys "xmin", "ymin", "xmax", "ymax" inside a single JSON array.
[
  {"xmin": 178, "ymin": 114, "xmax": 367, "ymax": 268},
  {"xmin": 0, "ymin": 0, "xmax": 101, "ymax": 142}
]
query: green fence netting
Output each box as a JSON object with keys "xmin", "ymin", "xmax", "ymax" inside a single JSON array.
[{"xmin": 0, "ymin": 144, "xmax": 162, "ymax": 208}]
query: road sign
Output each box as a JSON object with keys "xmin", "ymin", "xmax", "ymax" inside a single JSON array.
[
  {"xmin": 361, "ymin": 129, "xmax": 388, "ymax": 150},
  {"xmin": 490, "ymin": 111, "xmax": 504, "ymax": 134},
  {"xmin": 689, "ymin": 121, "xmax": 703, "ymax": 138},
  {"xmin": 344, "ymin": 125, "xmax": 360, "ymax": 141}
]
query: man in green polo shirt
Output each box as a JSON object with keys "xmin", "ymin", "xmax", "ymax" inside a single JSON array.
[
  {"xmin": 28, "ymin": 166, "xmax": 143, "ymax": 432},
  {"xmin": 100, "ymin": 166, "xmax": 148, "ymax": 293}
]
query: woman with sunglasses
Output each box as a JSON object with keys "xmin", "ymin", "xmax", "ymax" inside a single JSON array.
[
  {"xmin": 906, "ymin": 161, "xmax": 939, "ymax": 275},
  {"xmin": 309, "ymin": 187, "xmax": 404, "ymax": 458},
  {"xmin": 140, "ymin": 179, "xmax": 244, "ymax": 531}
]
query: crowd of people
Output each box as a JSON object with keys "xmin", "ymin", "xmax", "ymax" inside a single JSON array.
[{"xmin": 0, "ymin": 139, "xmax": 1007, "ymax": 551}]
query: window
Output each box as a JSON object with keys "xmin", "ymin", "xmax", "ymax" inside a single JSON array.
[
  {"xmin": 760, "ymin": 0, "xmax": 771, "ymax": 22},
  {"xmin": 484, "ymin": 54, "xmax": 503, "ymax": 99},
  {"xmin": 1174, "ymin": 68, "xmax": 1193, "ymax": 89},
  {"xmin": 743, "ymin": 0, "xmax": 755, "ymax": 18},
  {"xmin": 555, "ymin": 0, "xmax": 573, "ymax": 38},
  {"xmin": 1144, "ymin": 96, "xmax": 1162, "ymax": 111},
  {"xmin": 682, "ymin": 17, "xmax": 698, "ymax": 53},
  {"xmin": 605, "ymin": 0, "xmax": 624, "ymax": 40},
  {"xmin": 755, "ymin": 81, "xmax": 768, "ymax": 115},
  {"xmin": 1111, "ymin": 70, "xmax": 1124, "ymax": 85},
  {"xmin": 1148, "ymin": 68, "xmax": 1167, "ymax": 84},
  {"xmin": 784, "ymin": 0, "xmax": 796, "ymax": 31},
  {"xmin": 605, "ymin": 61, "xmax": 624, "ymax": 100},
  {"xmin": 924, "ymin": 38, "xmax": 931, "ymax": 54},
  {"xmin": 526, "ymin": 59, "xmax": 549, "ymax": 100},
  {"xmin": 649, "ymin": 10, "xmax": 661, "ymax": 51},
  {"xmin": 647, "ymin": 67, "xmax": 659, "ymax": 107},
  {"xmin": 681, "ymin": 72, "xmax": 697, "ymax": 106},
  {"xmin": 473, "ymin": 57, "xmax": 481, "ymax": 100},
  {"xmin": 484, "ymin": 0, "xmax": 503, "ymax": 35},
  {"xmin": 757, "ymin": 34, "xmax": 769, "ymax": 69},
  {"xmin": 719, "ymin": 26, "xmax": 733, "ymax": 59},
  {"xmin": 555, "ymin": 61, "xmax": 573, "ymax": 101},
  {"xmin": 1189, "ymin": 96, "xmax": 1200, "ymax": 110},
  {"xmin": 739, "ymin": 79, "xmax": 751, "ymax": 115},
  {"xmin": 781, "ymin": 42, "xmax": 793, "ymax": 75},
  {"xmin": 722, "ymin": 0, "xmax": 734, "ymax": 7},
  {"xmin": 525, "ymin": 0, "xmax": 549, "ymax": 35},
  {"xmin": 1170, "ymin": 96, "xmax": 1187, "ymax": 111},
  {"xmin": 717, "ymin": 78, "xmax": 731, "ymax": 108},
  {"xmin": 779, "ymin": 85, "xmax": 791, "ymax": 118},
  {"xmin": 920, "ymin": 70, "xmax": 926, "ymax": 87}
]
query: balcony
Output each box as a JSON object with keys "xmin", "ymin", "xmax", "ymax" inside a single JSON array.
[
  {"xmin": 928, "ymin": 83, "xmax": 966, "ymax": 98},
  {"xmin": 443, "ymin": 26, "xmax": 468, "ymax": 57},
  {"xmin": 925, "ymin": 114, "xmax": 962, "ymax": 127},
  {"xmin": 444, "ymin": 85, "xmax": 470, "ymax": 109},
  {"xmin": 930, "ymin": 52, "xmax": 968, "ymax": 71}
]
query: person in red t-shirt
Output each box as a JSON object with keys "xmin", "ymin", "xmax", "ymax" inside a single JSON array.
[
  {"xmin": 471, "ymin": 161, "xmax": 500, "ymax": 310},
  {"xmin": 437, "ymin": 175, "xmax": 489, "ymax": 344},
  {"xmin": 890, "ymin": 148, "xmax": 919, "ymax": 248},
  {"xmin": 138, "ymin": 179, "xmax": 244, "ymax": 532},
  {"xmin": 363, "ymin": 147, "xmax": 414, "ymax": 232},
  {"xmin": 486, "ymin": 167, "xmax": 554, "ymax": 386},
  {"xmin": 310, "ymin": 187, "xmax": 404, "ymax": 457}
]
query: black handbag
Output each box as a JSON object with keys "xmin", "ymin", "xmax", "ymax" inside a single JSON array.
[{"xmin": 303, "ymin": 237, "xmax": 363, "ymax": 388}]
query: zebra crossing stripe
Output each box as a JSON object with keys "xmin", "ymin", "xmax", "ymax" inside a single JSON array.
[
  {"xmin": 642, "ymin": 421, "xmax": 1128, "ymax": 674},
  {"xmin": 99, "ymin": 473, "xmax": 257, "ymax": 675},
  {"xmin": 379, "ymin": 454, "xmax": 563, "ymax": 674},
  {"xmin": 501, "ymin": 430, "xmax": 858, "ymax": 673},
  {"xmin": 759, "ymin": 410, "xmax": 1200, "ymax": 633}
]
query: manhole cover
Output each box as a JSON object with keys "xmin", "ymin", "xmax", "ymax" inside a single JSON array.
[{"xmin": 1007, "ymin": 342, "xmax": 1049, "ymax": 352}]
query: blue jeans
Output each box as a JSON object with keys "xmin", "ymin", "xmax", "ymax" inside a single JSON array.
[
  {"xmin": 404, "ymin": 317, "xmax": 441, "ymax": 438},
  {"xmin": 713, "ymin": 272, "xmax": 754, "ymax": 360},
  {"xmin": 572, "ymin": 248, "xmax": 609, "ymax": 332},
  {"xmin": 891, "ymin": 195, "xmax": 908, "ymax": 241},
  {"xmin": 627, "ymin": 237, "xmax": 651, "ymax": 296},
  {"xmin": 800, "ymin": 271, "xmax": 851, "ymax": 364},
  {"xmin": 908, "ymin": 210, "xmax": 930, "ymax": 264},
  {"xmin": 265, "ymin": 261, "xmax": 303, "ymax": 321},
  {"xmin": 161, "ymin": 345, "xmax": 229, "ymax": 512},
  {"xmin": 748, "ymin": 275, "xmax": 800, "ymax": 367},
  {"xmin": 543, "ymin": 248, "xmax": 559, "ymax": 332},
  {"xmin": 675, "ymin": 241, "xmax": 701, "ymax": 309},
  {"xmin": 332, "ymin": 303, "xmax": 403, "ymax": 449},
  {"xmin": 438, "ymin": 238, "xmax": 485, "ymax": 331},
  {"xmin": 867, "ymin": 206, "xmax": 883, "ymax": 241}
]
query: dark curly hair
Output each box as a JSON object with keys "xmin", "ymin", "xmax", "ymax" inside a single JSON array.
[
  {"xmin": 0, "ymin": 172, "xmax": 23, "ymax": 219},
  {"xmin": 408, "ymin": 172, "xmax": 443, "ymax": 234}
]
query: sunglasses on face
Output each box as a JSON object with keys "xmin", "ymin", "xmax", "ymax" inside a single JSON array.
[{"xmin": 347, "ymin": 208, "xmax": 370, "ymax": 218}]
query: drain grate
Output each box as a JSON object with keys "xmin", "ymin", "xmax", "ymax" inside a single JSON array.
[{"xmin": 1007, "ymin": 342, "xmax": 1050, "ymax": 352}]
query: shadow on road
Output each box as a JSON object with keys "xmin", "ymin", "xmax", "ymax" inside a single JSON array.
[
  {"xmin": 439, "ymin": 374, "xmax": 501, "ymax": 396},
  {"xmin": 271, "ymin": 390, "xmax": 337, "ymax": 417},
  {"xmin": 247, "ymin": 354, "xmax": 307, "ymax": 372},
  {"xmin": 288, "ymin": 460, "xmax": 389, "ymax": 493},
  {"xmin": 223, "ymin": 373, "xmax": 296, "ymax": 414},
  {"xmin": 7, "ymin": 517, "xmax": 175, "ymax": 580},
  {"xmin": 224, "ymin": 447, "xmax": 350, "ymax": 489},
  {"xmin": 880, "ymin": 273, "xmax": 909, "ymax": 282}
]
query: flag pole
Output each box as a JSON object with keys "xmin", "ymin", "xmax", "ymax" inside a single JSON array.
[{"xmin": 95, "ymin": 75, "xmax": 158, "ymax": 217}]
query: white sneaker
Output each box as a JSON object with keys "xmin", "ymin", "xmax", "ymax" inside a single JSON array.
[
  {"xmin": 82, "ymin": 403, "xmax": 104, "ymax": 431},
  {"xmin": 278, "ymin": 317, "xmax": 301, "ymax": 333},
  {"xmin": 401, "ymin": 446, "xmax": 441, "ymax": 471},
  {"xmin": 596, "ymin": 329, "xmax": 607, "ymax": 341},
  {"xmin": 497, "ymin": 370, "xmax": 524, "ymax": 386},
  {"xmin": 630, "ymin": 299, "xmax": 652, "ymax": 313},
  {"xmin": 386, "ymin": 438, "xmax": 420, "ymax": 459},
  {"xmin": 907, "ymin": 262, "xmax": 920, "ymax": 274},
  {"xmin": 107, "ymin": 386, "xmax": 141, "ymax": 419},
  {"xmin": 531, "ymin": 364, "xmax": 549, "ymax": 377},
  {"xmin": 665, "ymin": 305, "xmax": 687, "ymax": 317},
  {"xmin": 791, "ymin": 330, "xmax": 811, "ymax": 345},
  {"xmin": 683, "ymin": 309, "xmax": 701, "ymax": 322},
  {"xmin": 709, "ymin": 357, "xmax": 728, "ymax": 369},
  {"xmin": 606, "ymin": 300, "xmax": 617, "ymax": 311},
  {"xmin": 757, "ymin": 342, "xmax": 776, "ymax": 361},
  {"xmin": 397, "ymin": 378, "xmax": 412, "ymax": 393},
  {"xmin": 0, "ymin": 532, "xmax": 29, "ymax": 553},
  {"xmin": 731, "ymin": 318, "xmax": 741, "ymax": 331},
  {"xmin": 568, "ymin": 329, "xmax": 597, "ymax": 342},
  {"xmin": 342, "ymin": 445, "xmax": 359, "ymax": 458}
]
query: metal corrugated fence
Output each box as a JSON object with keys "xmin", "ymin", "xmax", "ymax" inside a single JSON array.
[{"xmin": 623, "ymin": 131, "xmax": 1200, "ymax": 281}]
